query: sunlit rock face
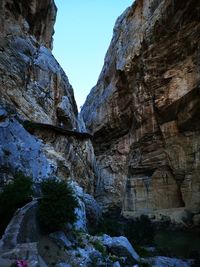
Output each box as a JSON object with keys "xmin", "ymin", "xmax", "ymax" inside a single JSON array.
[
  {"xmin": 82, "ymin": 0, "xmax": 200, "ymax": 218},
  {"xmin": 0, "ymin": 0, "xmax": 96, "ymax": 192}
]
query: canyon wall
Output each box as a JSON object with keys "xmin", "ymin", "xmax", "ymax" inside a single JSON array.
[
  {"xmin": 82, "ymin": 0, "xmax": 200, "ymax": 220},
  {"xmin": 1, "ymin": 0, "xmax": 200, "ymax": 223},
  {"xmin": 0, "ymin": 0, "xmax": 96, "ymax": 193}
]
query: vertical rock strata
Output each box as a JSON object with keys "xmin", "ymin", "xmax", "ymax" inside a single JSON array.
[
  {"xmin": 82, "ymin": 0, "xmax": 200, "ymax": 218},
  {"xmin": 0, "ymin": 0, "xmax": 96, "ymax": 192}
]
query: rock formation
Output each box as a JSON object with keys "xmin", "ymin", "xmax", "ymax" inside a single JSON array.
[
  {"xmin": 0, "ymin": 0, "xmax": 96, "ymax": 192},
  {"xmin": 1, "ymin": 0, "xmax": 200, "ymax": 230},
  {"xmin": 1, "ymin": 0, "xmax": 200, "ymax": 265},
  {"xmin": 82, "ymin": 0, "xmax": 200, "ymax": 220}
]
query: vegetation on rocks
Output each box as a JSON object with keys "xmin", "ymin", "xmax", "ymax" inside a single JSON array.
[
  {"xmin": 38, "ymin": 178, "xmax": 78, "ymax": 233},
  {"xmin": 0, "ymin": 172, "xmax": 33, "ymax": 237},
  {"xmin": 91, "ymin": 239, "xmax": 106, "ymax": 255}
]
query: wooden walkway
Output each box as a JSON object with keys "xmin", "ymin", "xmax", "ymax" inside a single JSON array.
[{"xmin": 23, "ymin": 120, "xmax": 93, "ymax": 140}]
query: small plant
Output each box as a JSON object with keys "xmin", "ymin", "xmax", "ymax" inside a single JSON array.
[
  {"xmin": 0, "ymin": 172, "xmax": 33, "ymax": 237},
  {"xmin": 92, "ymin": 240, "xmax": 106, "ymax": 255},
  {"xmin": 109, "ymin": 255, "xmax": 119, "ymax": 262},
  {"xmin": 38, "ymin": 178, "xmax": 78, "ymax": 233}
]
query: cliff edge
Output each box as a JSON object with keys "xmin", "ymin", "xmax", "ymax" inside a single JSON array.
[{"xmin": 0, "ymin": 0, "xmax": 96, "ymax": 192}]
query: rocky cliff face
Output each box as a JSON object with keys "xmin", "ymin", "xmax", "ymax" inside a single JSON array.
[
  {"xmin": 1, "ymin": 0, "xmax": 200, "ymax": 224},
  {"xmin": 0, "ymin": 0, "xmax": 96, "ymax": 192},
  {"xmin": 82, "ymin": 0, "xmax": 200, "ymax": 220}
]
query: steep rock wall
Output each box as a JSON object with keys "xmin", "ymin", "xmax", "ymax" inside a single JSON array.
[
  {"xmin": 82, "ymin": 0, "xmax": 200, "ymax": 218},
  {"xmin": 0, "ymin": 0, "xmax": 96, "ymax": 192}
]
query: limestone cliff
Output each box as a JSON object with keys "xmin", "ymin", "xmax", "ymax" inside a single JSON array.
[
  {"xmin": 82, "ymin": 0, "xmax": 200, "ymax": 220},
  {"xmin": 0, "ymin": 0, "xmax": 96, "ymax": 192}
]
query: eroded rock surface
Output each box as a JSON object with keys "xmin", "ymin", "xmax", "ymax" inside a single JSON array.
[
  {"xmin": 0, "ymin": 0, "xmax": 96, "ymax": 192},
  {"xmin": 82, "ymin": 0, "xmax": 200, "ymax": 220},
  {"xmin": 0, "ymin": 0, "xmax": 57, "ymax": 49}
]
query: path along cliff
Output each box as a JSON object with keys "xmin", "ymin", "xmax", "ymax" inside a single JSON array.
[
  {"xmin": 0, "ymin": 0, "xmax": 200, "ymax": 266},
  {"xmin": 0, "ymin": 0, "xmax": 96, "ymax": 193},
  {"xmin": 0, "ymin": 0, "xmax": 200, "ymax": 226}
]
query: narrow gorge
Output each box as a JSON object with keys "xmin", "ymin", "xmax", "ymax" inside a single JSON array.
[{"xmin": 0, "ymin": 0, "xmax": 200, "ymax": 266}]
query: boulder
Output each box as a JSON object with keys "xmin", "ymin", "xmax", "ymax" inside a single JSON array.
[{"xmin": 101, "ymin": 234, "xmax": 139, "ymax": 263}]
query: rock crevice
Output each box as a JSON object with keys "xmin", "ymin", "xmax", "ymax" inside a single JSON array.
[
  {"xmin": 0, "ymin": 0, "xmax": 97, "ymax": 192},
  {"xmin": 82, "ymin": 0, "xmax": 200, "ymax": 220}
]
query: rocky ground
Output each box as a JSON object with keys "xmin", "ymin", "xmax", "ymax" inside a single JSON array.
[
  {"xmin": 0, "ymin": 183, "xmax": 194, "ymax": 267},
  {"xmin": 0, "ymin": 0, "xmax": 200, "ymax": 266}
]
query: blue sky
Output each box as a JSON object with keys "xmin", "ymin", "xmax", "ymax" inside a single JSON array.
[{"xmin": 53, "ymin": 0, "xmax": 133, "ymax": 109}]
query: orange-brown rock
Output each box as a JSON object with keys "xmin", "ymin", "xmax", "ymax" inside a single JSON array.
[{"xmin": 82, "ymin": 0, "xmax": 200, "ymax": 221}]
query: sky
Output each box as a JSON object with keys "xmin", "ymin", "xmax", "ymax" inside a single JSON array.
[{"xmin": 53, "ymin": 0, "xmax": 133, "ymax": 109}]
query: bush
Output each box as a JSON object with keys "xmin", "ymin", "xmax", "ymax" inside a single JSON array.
[
  {"xmin": 125, "ymin": 215, "xmax": 155, "ymax": 245},
  {"xmin": 91, "ymin": 240, "xmax": 106, "ymax": 255},
  {"xmin": 0, "ymin": 172, "xmax": 33, "ymax": 237},
  {"xmin": 38, "ymin": 178, "xmax": 78, "ymax": 233}
]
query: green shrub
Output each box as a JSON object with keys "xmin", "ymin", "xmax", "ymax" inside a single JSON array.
[
  {"xmin": 91, "ymin": 240, "xmax": 106, "ymax": 255},
  {"xmin": 38, "ymin": 178, "xmax": 78, "ymax": 233},
  {"xmin": 125, "ymin": 215, "xmax": 155, "ymax": 245},
  {"xmin": 109, "ymin": 255, "xmax": 119, "ymax": 262},
  {"xmin": 0, "ymin": 172, "xmax": 33, "ymax": 237}
]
